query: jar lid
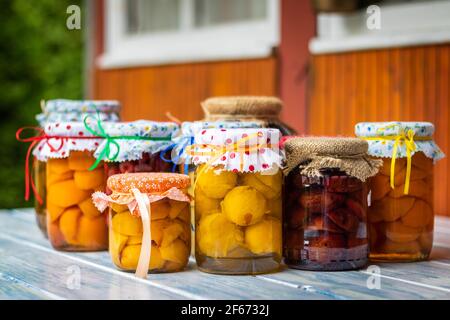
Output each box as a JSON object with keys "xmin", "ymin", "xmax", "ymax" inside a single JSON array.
[
  {"xmin": 284, "ymin": 137, "xmax": 382, "ymax": 181},
  {"xmin": 355, "ymin": 121, "xmax": 445, "ymax": 161},
  {"xmin": 96, "ymin": 120, "xmax": 180, "ymax": 162},
  {"xmin": 188, "ymin": 128, "xmax": 282, "ymax": 173},
  {"xmin": 33, "ymin": 121, "xmax": 104, "ymax": 161},
  {"xmin": 202, "ymin": 96, "xmax": 282, "ymax": 119},
  {"xmin": 36, "ymin": 99, "xmax": 121, "ymax": 126},
  {"xmin": 107, "ymin": 172, "xmax": 190, "ymax": 194}
]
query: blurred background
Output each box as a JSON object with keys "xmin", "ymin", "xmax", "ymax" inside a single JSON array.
[{"xmin": 1, "ymin": 0, "xmax": 449, "ymax": 216}]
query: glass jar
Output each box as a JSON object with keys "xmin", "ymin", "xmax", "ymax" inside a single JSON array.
[
  {"xmin": 46, "ymin": 151, "xmax": 107, "ymax": 251},
  {"xmin": 283, "ymin": 137, "xmax": 381, "ymax": 271},
  {"xmin": 190, "ymin": 128, "xmax": 283, "ymax": 275},
  {"xmin": 94, "ymin": 172, "xmax": 191, "ymax": 274},
  {"xmin": 284, "ymin": 168, "xmax": 369, "ymax": 270},
  {"xmin": 355, "ymin": 122, "xmax": 445, "ymax": 262},
  {"xmin": 32, "ymin": 99, "xmax": 120, "ymax": 237},
  {"xmin": 201, "ymin": 96, "xmax": 296, "ymax": 136}
]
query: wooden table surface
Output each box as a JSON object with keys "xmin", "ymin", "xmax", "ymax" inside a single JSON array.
[{"xmin": 1, "ymin": 208, "xmax": 449, "ymax": 300}]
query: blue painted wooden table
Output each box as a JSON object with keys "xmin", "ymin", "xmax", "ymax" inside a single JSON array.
[{"xmin": 1, "ymin": 208, "xmax": 449, "ymax": 300}]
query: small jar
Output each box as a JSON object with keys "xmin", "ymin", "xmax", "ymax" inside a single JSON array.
[
  {"xmin": 189, "ymin": 128, "xmax": 283, "ymax": 275},
  {"xmin": 283, "ymin": 137, "xmax": 381, "ymax": 271},
  {"xmin": 355, "ymin": 122, "xmax": 445, "ymax": 262},
  {"xmin": 97, "ymin": 121, "xmax": 180, "ymax": 194},
  {"xmin": 201, "ymin": 96, "xmax": 296, "ymax": 136},
  {"xmin": 93, "ymin": 173, "xmax": 191, "ymax": 275},
  {"xmin": 33, "ymin": 99, "xmax": 120, "ymax": 237},
  {"xmin": 35, "ymin": 122, "xmax": 108, "ymax": 251}
]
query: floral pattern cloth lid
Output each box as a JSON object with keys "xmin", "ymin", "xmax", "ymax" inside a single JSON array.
[
  {"xmin": 188, "ymin": 128, "xmax": 282, "ymax": 173},
  {"xmin": 33, "ymin": 121, "xmax": 104, "ymax": 161},
  {"xmin": 36, "ymin": 99, "xmax": 120, "ymax": 126},
  {"xmin": 355, "ymin": 121, "xmax": 445, "ymax": 162},
  {"xmin": 170, "ymin": 120, "xmax": 263, "ymax": 165},
  {"xmin": 95, "ymin": 120, "xmax": 180, "ymax": 162}
]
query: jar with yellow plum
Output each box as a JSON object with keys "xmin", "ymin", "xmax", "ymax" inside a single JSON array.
[
  {"xmin": 188, "ymin": 128, "xmax": 283, "ymax": 274},
  {"xmin": 93, "ymin": 172, "xmax": 191, "ymax": 277},
  {"xmin": 34, "ymin": 121, "xmax": 108, "ymax": 251},
  {"xmin": 31, "ymin": 99, "xmax": 120, "ymax": 237},
  {"xmin": 283, "ymin": 137, "xmax": 381, "ymax": 271},
  {"xmin": 355, "ymin": 122, "xmax": 445, "ymax": 262}
]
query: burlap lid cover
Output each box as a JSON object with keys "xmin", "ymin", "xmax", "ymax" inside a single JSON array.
[
  {"xmin": 202, "ymin": 96, "xmax": 282, "ymax": 120},
  {"xmin": 284, "ymin": 137, "xmax": 382, "ymax": 182}
]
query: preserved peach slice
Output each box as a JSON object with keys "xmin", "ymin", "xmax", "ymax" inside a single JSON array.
[
  {"xmin": 127, "ymin": 235, "xmax": 142, "ymax": 245},
  {"xmin": 245, "ymin": 217, "xmax": 281, "ymax": 254},
  {"xmin": 369, "ymin": 175, "xmax": 390, "ymax": 201},
  {"xmin": 195, "ymin": 187, "xmax": 220, "ymax": 220},
  {"xmin": 401, "ymin": 199, "xmax": 433, "ymax": 228},
  {"xmin": 111, "ymin": 211, "xmax": 142, "ymax": 236},
  {"xmin": 389, "ymin": 179, "xmax": 430, "ymax": 200},
  {"xmin": 370, "ymin": 197, "xmax": 415, "ymax": 222},
  {"xmin": 74, "ymin": 168, "xmax": 105, "ymax": 190},
  {"xmin": 169, "ymin": 200, "xmax": 188, "ymax": 219},
  {"xmin": 47, "ymin": 201, "xmax": 65, "ymax": 222},
  {"xmin": 47, "ymin": 158, "xmax": 71, "ymax": 174},
  {"xmin": 68, "ymin": 151, "xmax": 96, "ymax": 171},
  {"xmin": 59, "ymin": 207, "xmax": 82, "ymax": 244},
  {"xmin": 394, "ymin": 166, "xmax": 428, "ymax": 186},
  {"xmin": 196, "ymin": 165, "xmax": 237, "ymax": 199},
  {"xmin": 385, "ymin": 221, "xmax": 422, "ymax": 243},
  {"xmin": 47, "ymin": 179, "xmax": 90, "ymax": 208},
  {"xmin": 160, "ymin": 239, "xmax": 189, "ymax": 265},
  {"xmin": 241, "ymin": 171, "xmax": 282, "ymax": 200},
  {"xmin": 78, "ymin": 197, "xmax": 101, "ymax": 218},
  {"xmin": 77, "ymin": 215, "xmax": 107, "ymax": 247},
  {"xmin": 47, "ymin": 170, "xmax": 73, "ymax": 186},
  {"xmin": 109, "ymin": 230, "xmax": 128, "ymax": 265},
  {"xmin": 151, "ymin": 200, "xmax": 170, "ymax": 220},
  {"xmin": 111, "ymin": 203, "xmax": 128, "ymax": 213},
  {"xmin": 120, "ymin": 244, "xmax": 165, "ymax": 270},
  {"xmin": 161, "ymin": 222, "xmax": 184, "ymax": 248}
]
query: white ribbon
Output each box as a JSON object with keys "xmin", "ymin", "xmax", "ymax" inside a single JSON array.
[{"xmin": 131, "ymin": 188, "xmax": 152, "ymax": 279}]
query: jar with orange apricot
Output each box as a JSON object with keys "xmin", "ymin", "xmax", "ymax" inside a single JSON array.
[
  {"xmin": 93, "ymin": 173, "xmax": 191, "ymax": 277},
  {"xmin": 355, "ymin": 122, "xmax": 445, "ymax": 262},
  {"xmin": 31, "ymin": 100, "xmax": 120, "ymax": 237},
  {"xmin": 34, "ymin": 121, "xmax": 108, "ymax": 251},
  {"xmin": 188, "ymin": 128, "xmax": 283, "ymax": 275}
]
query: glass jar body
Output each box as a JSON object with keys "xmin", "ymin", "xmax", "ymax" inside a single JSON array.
[
  {"xmin": 109, "ymin": 199, "xmax": 191, "ymax": 272},
  {"xmin": 368, "ymin": 153, "xmax": 434, "ymax": 262},
  {"xmin": 284, "ymin": 168, "xmax": 369, "ymax": 271},
  {"xmin": 46, "ymin": 151, "xmax": 107, "ymax": 251},
  {"xmin": 194, "ymin": 165, "xmax": 282, "ymax": 275},
  {"xmin": 34, "ymin": 158, "xmax": 47, "ymax": 237}
]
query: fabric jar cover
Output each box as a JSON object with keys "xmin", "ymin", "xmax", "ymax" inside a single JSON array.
[
  {"xmin": 170, "ymin": 120, "xmax": 263, "ymax": 165},
  {"xmin": 188, "ymin": 128, "xmax": 283, "ymax": 173},
  {"xmin": 284, "ymin": 137, "xmax": 382, "ymax": 182},
  {"xmin": 95, "ymin": 120, "xmax": 180, "ymax": 162},
  {"xmin": 36, "ymin": 99, "xmax": 121, "ymax": 126},
  {"xmin": 355, "ymin": 121, "xmax": 445, "ymax": 162},
  {"xmin": 33, "ymin": 121, "xmax": 104, "ymax": 161}
]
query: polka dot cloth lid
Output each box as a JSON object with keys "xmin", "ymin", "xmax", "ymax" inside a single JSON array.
[
  {"xmin": 107, "ymin": 172, "xmax": 191, "ymax": 194},
  {"xmin": 189, "ymin": 128, "xmax": 283, "ymax": 173}
]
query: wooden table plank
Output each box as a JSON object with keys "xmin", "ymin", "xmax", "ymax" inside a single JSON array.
[{"xmin": 1, "ymin": 208, "xmax": 450, "ymax": 300}]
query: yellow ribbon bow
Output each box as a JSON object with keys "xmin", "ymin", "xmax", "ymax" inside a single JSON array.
[{"xmin": 363, "ymin": 125, "xmax": 431, "ymax": 195}]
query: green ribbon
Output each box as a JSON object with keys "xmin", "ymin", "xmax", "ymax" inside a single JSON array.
[{"xmin": 83, "ymin": 114, "xmax": 173, "ymax": 171}]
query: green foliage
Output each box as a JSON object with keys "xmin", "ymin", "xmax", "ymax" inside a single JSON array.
[{"xmin": 0, "ymin": 0, "xmax": 84, "ymax": 208}]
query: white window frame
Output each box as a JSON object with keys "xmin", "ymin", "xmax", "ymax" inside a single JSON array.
[
  {"xmin": 310, "ymin": 0, "xmax": 450, "ymax": 54},
  {"xmin": 99, "ymin": 0, "xmax": 280, "ymax": 69}
]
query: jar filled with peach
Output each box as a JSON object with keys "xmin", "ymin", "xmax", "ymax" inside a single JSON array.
[
  {"xmin": 189, "ymin": 128, "xmax": 283, "ymax": 275},
  {"xmin": 355, "ymin": 122, "xmax": 445, "ymax": 262},
  {"xmin": 93, "ymin": 173, "xmax": 191, "ymax": 276}
]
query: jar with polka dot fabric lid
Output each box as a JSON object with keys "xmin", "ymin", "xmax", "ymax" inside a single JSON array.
[
  {"xmin": 187, "ymin": 128, "xmax": 283, "ymax": 274},
  {"xmin": 92, "ymin": 172, "xmax": 191, "ymax": 277},
  {"xmin": 33, "ymin": 121, "xmax": 108, "ymax": 251}
]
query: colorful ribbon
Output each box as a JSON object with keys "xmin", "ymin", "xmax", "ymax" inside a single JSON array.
[{"xmin": 363, "ymin": 125, "xmax": 432, "ymax": 194}]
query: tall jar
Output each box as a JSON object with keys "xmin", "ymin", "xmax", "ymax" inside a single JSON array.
[
  {"xmin": 97, "ymin": 121, "xmax": 180, "ymax": 194},
  {"xmin": 34, "ymin": 121, "xmax": 108, "ymax": 251},
  {"xmin": 283, "ymin": 137, "xmax": 382, "ymax": 271},
  {"xmin": 355, "ymin": 122, "xmax": 445, "ymax": 262},
  {"xmin": 93, "ymin": 173, "xmax": 191, "ymax": 277},
  {"xmin": 189, "ymin": 128, "xmax": 283, "ymax": 275},
  {"xmin": 33, "ymin": 99, "xmax": 120, "ymax": 237},
  {"xmin": 201, "ymin": 96, "xmax": 296, "ymax": 136}
]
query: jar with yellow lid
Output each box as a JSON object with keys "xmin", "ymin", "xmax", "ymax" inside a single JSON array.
[
  {"xmin": 93, "ymin": 172, "xmax": 191, "ymax": 277},
  {"xmin": 355, "ymin": 122, "xmax": 445, "ymax": 262},
  {"xmin": 188, "ymin": 128, "xmax": 283, "ymax": 275}
]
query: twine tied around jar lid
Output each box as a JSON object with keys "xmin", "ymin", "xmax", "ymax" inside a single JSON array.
[
  {"xmin": 201, "ymin": 96, "xmax": 282, "ymax": 121},
  {"xmin": 284, "ymin": 137, "xmax": 382, "ymax": 182}
]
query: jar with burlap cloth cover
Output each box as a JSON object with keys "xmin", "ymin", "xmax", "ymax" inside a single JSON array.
[
  {"xmin": 201, "ymin": 96, "xmax": 296, "ymax": 136},
  {"xmin": 283, "ymin": 137, "xmax": 382, "ymax": 271}
]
